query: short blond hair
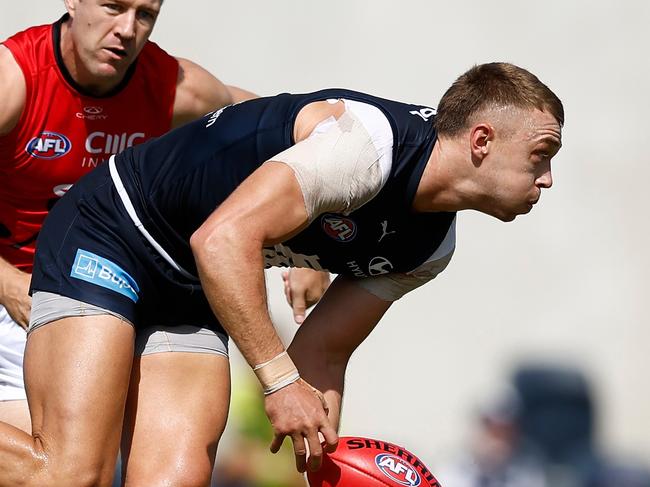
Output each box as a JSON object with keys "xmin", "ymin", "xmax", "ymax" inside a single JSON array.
[{"xmin": 435, "ymin": 63, "xmax": 564, "ymax": 137}]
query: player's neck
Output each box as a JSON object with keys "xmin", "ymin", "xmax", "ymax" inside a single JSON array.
[{"xmin": 413, "ymin": 136, "xmax": 484, "ymax": 213}]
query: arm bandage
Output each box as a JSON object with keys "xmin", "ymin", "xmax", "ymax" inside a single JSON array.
[
  {"xmin": 270, "ymin": 101, "xmax": 393, "ymax": 221},
  {"xmin": 253, "ymin": 351, "xmax": 301, "ymax": 395}
]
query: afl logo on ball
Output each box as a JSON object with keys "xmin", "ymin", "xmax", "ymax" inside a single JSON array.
[
  {"xmin": 25, "ymin": 132, "xmax": 72, "ymax": 159},
  {"xmin": 321, "ymin": 214, "xmax": 357, "ymax": 242},
  {"xmin": 375, "ymin": 454, "xmax": 421, "ymax": 486}
]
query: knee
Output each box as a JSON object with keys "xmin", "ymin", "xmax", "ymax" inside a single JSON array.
[
  {"xmin": 39, "ymin": 462, "xmax": 116, "ymax": 487},
  {"xmin": 124, "ymin": 458, "xmax": 213, "ymax": 487},
  {"xmin": 9, "ymin": 443, "xmax": 116, "ymax": 487},
  {"xmin": 27, "ymin": 447, "xmax": 117, "ymax": 487}
]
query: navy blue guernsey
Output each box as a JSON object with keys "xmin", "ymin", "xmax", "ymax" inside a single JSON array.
[{"xmin": 115, "ymin": 89, "xmax": 456, "ymax": 279}]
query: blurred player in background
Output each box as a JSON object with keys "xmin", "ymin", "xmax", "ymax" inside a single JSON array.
[
  {"xmin": 0, "ymin": 62, "xmax": 563, "ymax": 486},
  {"xmin": 0, "ymin": 0, "xmax": 326, "ymax": 482}
]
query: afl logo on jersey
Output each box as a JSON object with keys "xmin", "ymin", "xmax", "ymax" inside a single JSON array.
[
  {"xmin": 375, "ymin": 454, "xmax": 421, "ymax": 487},
  {"xmin": 321, "ymin": 214, "xmax": 357, "ymax": 242},
  {"xmin": 25, "ymin": 132, "xmax": 72, "ymax": 159}
]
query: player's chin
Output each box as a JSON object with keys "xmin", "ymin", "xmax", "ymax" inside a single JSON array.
[
  {"xmin": 504, "ymin": 202, "xmax": 535, "ymax": 221},
  {"xmin": 499, "ymin": 213, "xmax": 517, "ymax": 222},
  {"xmin": 493, "ymin": 209, "xmax": 521, "ymax": 222}
]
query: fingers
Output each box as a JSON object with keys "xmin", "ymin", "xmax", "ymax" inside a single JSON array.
[
  {"xmin": 271, "ymin": 429, "xmax": 324, "ymax": 473},
  {"xmin": 270, "ymin": 432, "xmax": 285, "ymax": 454},
  {"xmin": 282, "ymin": 270, "xmax": 293, "ymax": 306},
  {"xmin": 291, "ymin": 293, "xmax": 307, "ymax": 325},
  {"xmin": 305, "ymin": 431, "xmax": 324, "ymax": 471},
  {"xmin": 292, "ymin": 434, "xmax": 309, "ymax": 472},
  {"xmin": 266, "ymin": 380, "xmax": 339, "ymax": 472},
  {"xmin": 320, "ymin": 422, "xmax": 339, "ymax": 453}
]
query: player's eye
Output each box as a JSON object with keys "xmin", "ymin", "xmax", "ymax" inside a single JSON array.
[
  {"xmin": 137, "ymin": 10, "xmax": 157, "ymax": 23},
  {"xmin": 103, "ymin": 3, "xmax": 123, "ymax": 13}
]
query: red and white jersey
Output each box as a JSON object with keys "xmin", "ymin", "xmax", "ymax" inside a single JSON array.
[{"xmin": 0, "ymin": 16, "xmax": 178, "ymax": 272}]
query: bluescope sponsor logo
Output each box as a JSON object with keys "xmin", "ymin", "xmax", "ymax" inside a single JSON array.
[
  {"xmin": 70, "ymin": 249, "xmax": 140, "ymax": 302},
  {"xmin": 375, "ymin": 454, "xmax": 421, "ymax": 487},
  {"xmin": 321, "ymin": 214, "xmax": 357, "ymax": 242},
  {"xmin": 25, "ymin": 132, "xmax": 72, "ymax": 159}
]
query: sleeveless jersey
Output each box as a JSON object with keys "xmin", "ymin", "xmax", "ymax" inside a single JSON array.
[
  {"xmin": 115, "ymin": 89, "xmax": 455, "ymax": 279},
  {"xmin": 0, "ymin": 15, "xmax": 178, "ymax": 272}
]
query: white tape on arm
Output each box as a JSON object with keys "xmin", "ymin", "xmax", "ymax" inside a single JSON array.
[
  {"xmin": 253, "ymin": 351, "xmax": 301, "ymax": 395},
  {"xmin": 270, "ymin": 101, "xmax": 393, "ymax": 221}
]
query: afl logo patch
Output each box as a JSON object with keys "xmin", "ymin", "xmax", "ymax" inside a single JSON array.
[
  {"xmin": 321, "ymin": 214, "xmax": 357, "ymax": 242},
  {"xmin": 26, "ymin": 132, "xmax": 72, "ymax": 159},
  {"xmin": 375, "ymin": 454, "xmax": 421, "ymax": 486}
]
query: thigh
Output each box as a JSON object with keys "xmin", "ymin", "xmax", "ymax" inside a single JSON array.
[
  {"xmin": 121, "ymin": 350, "xmax": 231, "ymax": 487},
  {"xmin": 24, "ymin": 315, "xmax": 135, "ymax": 484}
]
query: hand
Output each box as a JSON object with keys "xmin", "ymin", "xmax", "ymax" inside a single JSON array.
[
  {"xmin": 266, "ymin": 379, "xmax": 338, "ymax": 472},
  {"xmin": 281, "ymin": 269, "xmax": 330, "ymax": 324},
  {"xmin": 0, "ymin": 269, "xmax": 31, "ymax": 330}
]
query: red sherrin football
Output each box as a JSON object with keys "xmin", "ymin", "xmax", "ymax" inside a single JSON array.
[{"xmin": 307, "ymin": 436, "xmax": 441, "ymax": 487}]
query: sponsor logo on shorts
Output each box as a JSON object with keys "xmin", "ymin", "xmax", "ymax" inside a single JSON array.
[
  {"xmin": 375, "ymin": 454, "xmax": 421, "ymax": 487},
  {"xmin": 70, "ymin": 249, "xmax": 140, "ymax": 302},
  {"xmin": 321, "ymin": 214, "xmax": 357, "ymax": 242},
  {"xmin": 25, "ymin": 132, "xmax": 72, "ymax": 159}
]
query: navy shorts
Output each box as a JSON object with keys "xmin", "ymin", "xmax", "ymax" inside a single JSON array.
[{"xmin": 30, "ymin": 163, "xmax": 224, "ymax": 334}]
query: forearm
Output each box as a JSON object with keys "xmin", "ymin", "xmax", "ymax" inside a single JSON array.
[
  {"xmin": 192, "ymin": 229, "xmax": 284, "ymax": 368},
  {"xmin": 288, "ymin": 337, "xmax": 347, "ymax": 429},
  {"xmin": 287, "ymin": 276, "xmax": 393, "ymax": 429},
  {"xmin": 0, "ymin": 255, "xmax": 27, "ymax": 303}
]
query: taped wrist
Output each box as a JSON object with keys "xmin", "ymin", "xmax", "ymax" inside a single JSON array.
[{"xmin": 253, "ymin": 351, "xmax": 300, "ymax": 395}]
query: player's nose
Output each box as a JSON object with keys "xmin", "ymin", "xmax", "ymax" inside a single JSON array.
[{"xmin": 536, "ymin": 168, "xmax": 553, "ymax": 189}]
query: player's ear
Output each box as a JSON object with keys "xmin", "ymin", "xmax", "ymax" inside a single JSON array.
[
  {"xmin": 469, "ymin": 123, "xmax": 493, "ymax": 166},
  {"xmin": 64, "ymin": 0, "xmax": 77, "ymax": 18}
]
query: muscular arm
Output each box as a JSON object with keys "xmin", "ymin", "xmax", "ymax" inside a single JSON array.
[
  {"xmin": 0, "ymin": 46, "xmax": 31, "ymax": 328},
  {"xmin": 172, "ymin": 57, "xmax": 257, "ymax": 128},
  {"xmin": 0, "ymin": 45, "xmax": 26, "ymax": 136},
  {"xmin": 191, "ymin": 100, "xmax": 373, "ymax": 471},
  {"xmin": 288, "ymin": 276, "xmax": 392, "ymax": 429},
  {"xmin": 191, "ymin": 161, "xmax": 336, "ymax": 471}
]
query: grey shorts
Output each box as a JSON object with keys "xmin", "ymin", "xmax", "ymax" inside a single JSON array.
[{"xmin": 29, "ymin": 292, "xmax": 229, "ymax": 357}]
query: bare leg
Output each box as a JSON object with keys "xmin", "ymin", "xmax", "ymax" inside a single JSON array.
[
  {"xmin": 122, "ymin": 352, "xmax": 230, "ymax": 487},
  {"xmin": 0, "ymin": 315, "xmax": 135, "ymax": 487}
]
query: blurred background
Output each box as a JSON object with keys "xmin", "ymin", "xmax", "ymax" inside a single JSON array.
[{"xmin": 2, "ymin": 1, "xmax": 649, "ymax": 485}]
